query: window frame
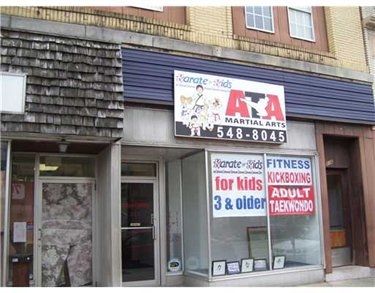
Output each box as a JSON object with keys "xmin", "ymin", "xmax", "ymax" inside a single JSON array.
[
  {"xmin": 287, "ymin": 6, "xmax": 315, "ymax": 42},
  {"xmin": 244, "ymin": 6, "xmax": 275, "ymax": 33}
]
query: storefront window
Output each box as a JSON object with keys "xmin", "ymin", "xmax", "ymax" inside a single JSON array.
[
  {"xmin": 209, "ymin": 152, "xmax": 321, "ymax": 276},
  {"xmin": 267, "ymin": 155, "xmax": 321, "ymax": 267},
  {"xmin": 182, "ymin": 151, "xmax": 208, "ymax": 276},
  {"xmin": 211, "ymin": 217, "xmax": 269, "ymax": 272},
  {"xmin": 166, "ymin": 160, "xmax": 183, "ymax": 273},
  {"xmin": 165, "ymin": 151, "xmax": 320, "ymax": 280},
  {"xmin": 270, "ymin": 215, "xmax": 321, "ymax": 267},
  {"xmin": 210, "ymin": 152, "xmax": 270, "ymax": 274}
]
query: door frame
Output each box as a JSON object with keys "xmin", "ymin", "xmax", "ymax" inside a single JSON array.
[
  {"xmin": 34, "ymin": 177, "xmax": 96, "ymax": 287},
  {"xmin": 120, "ymin": 176, "xmax": 160, "ymax": 287},
  {"xmin": 326, "ymin": 169, "xmax": 352, "ymax": 266}
]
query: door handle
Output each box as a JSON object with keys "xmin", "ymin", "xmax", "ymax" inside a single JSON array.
[
  {"xmin": 151, "ymin": 213, "xmax": 156, "ymax": 240},
  {"xmin": 37, "ymin": 228, "xmax": 42, "ymax": 247}
]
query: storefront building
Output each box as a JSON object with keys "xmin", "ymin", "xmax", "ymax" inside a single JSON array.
[
  {"xmin": 117, "ymin": 47, "xmax": 375, "ymax": 286},
  {"xmin": 1, "ymin": 7, "xmax": 375, "ymax": 287}
]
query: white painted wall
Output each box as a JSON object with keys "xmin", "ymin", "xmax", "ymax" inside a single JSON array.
[{"xmin": 122, "ymin": 107, "xmax": 317, "ymax": 153}]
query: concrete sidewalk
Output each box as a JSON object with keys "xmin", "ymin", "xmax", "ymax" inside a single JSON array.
[
  {"xmin": 300, "ymin": 266, "xmax": 375, "ymax": 287},
  {"xmin": 302, "ymin": 277, "xmax": 375, "ymax": 287}
]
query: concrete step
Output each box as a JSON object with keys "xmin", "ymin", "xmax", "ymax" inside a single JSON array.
[{"xmin": 325, "ymin": 266, "xmax": 375, "ymax": 282}]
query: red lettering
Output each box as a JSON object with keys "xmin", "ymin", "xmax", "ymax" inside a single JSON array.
[
  {"xmin": 225, "ymin": 90, "xmax": 250, "ymax": 117},
  {"xmin": 263, "ymin": 94, "xmax": 285, "ymax": 121}
]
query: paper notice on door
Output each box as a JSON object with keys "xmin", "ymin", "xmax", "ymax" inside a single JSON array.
[{"xmin": 13, "ymin": 222, "xmax": 27, "ymax": 243}]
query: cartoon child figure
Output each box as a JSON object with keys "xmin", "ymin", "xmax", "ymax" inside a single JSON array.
[
  {"xmin": 180, "ymin": 95, "xmax": 193, "ymax": 125},
  {"xmin": 199, "ymin": 104, "xmax": 210, "ymax": 131},
  {"xmin": 192, "ymin": 85, "xmax": 206, "ymax": 114},
  {"xmin": 189, "ymin": 114, "xmax": 201, "ymax": 136},
  {"xmin": 211, "ymin": 97, "xmax": 222, "ymax": 123}
]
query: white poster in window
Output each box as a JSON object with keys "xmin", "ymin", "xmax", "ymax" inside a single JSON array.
[
  {"xmin": 13, "ymin": 222, "xmax": 27, "ymax": 243},
  {"xmin": 211, "ymin": 152, "xmax": 266, "ymax": 218}
]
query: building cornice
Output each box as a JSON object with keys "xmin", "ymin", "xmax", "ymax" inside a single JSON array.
[{"xmin": 1, "ymin": 14, "xmax": 373, "ymax": 84}]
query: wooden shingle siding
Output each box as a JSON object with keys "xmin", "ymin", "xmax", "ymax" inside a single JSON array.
[{"xmin": 0, "ymin": 29, "xmax": 124, "ymax": 139}]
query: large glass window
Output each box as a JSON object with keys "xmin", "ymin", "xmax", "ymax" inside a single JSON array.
[
  {"xmin": 210, "ymin": 152, "xmax": 270, "ymax": 274},
  {"xmin": 164, "ymin": 151, "xmax": 321, "ymax": 279},
  {"xmin": 270, "ymin": 215, "xmax": 321, "ymax": 267},
  {"xmin": 209, "ymin": 152, "xmax": 321, "ymax": 276},
  {"xmin": 182, "ymin": 151, "xmax": 208, "ymax": 276},
  {"xmin": 245, "ymin": 6, "xmax": 274, "ymax": 33},
  {"xmin": 267, "ymin": 155, "xmax": 321, "ymax": 267},
  {"xmin": 288, "ymin": 6, "xmax": 314, "ymax": 41}
]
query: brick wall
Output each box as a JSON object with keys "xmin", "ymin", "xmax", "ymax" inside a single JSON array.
[
  {"xmin": 187, "ymin": 6, "xmax": 232, "ymax": 37},
  {"xmin": 325, "ymin": 7, "xmax": 368, "ymax": 72},
  {"xmin": 1, "ymin": 6, "xmax": 370, "ymax": 72},
  {"xmin": 361, "ymin": 7, "xmax": 375, "ymax": 100}
]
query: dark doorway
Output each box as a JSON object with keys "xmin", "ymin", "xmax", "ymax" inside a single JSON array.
[
  {"xmin": 327, "ymin": 170, "xmax": 351, "ymax": 267},
  {"xmin": 324, "ymin": 136, "xmax": 368, "ymax": 267}
]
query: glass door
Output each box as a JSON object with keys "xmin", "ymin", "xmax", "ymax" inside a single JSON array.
[{"xmin": 121, "ymin": 181, "xmax": 159, "ymax": 286}]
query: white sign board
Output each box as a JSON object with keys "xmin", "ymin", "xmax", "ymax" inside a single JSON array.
[
  {"xmin": 174, "ymin": 70, "xmax": 286, "ymax": 143},
  {"xmin": 0, "ymin": 72, "xmax": 26, "ymax": 113}
]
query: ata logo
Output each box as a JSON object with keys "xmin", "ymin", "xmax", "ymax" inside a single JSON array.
[{"xmin": 225, "ymin": 90, "xmax": 285, "ymax": 121}]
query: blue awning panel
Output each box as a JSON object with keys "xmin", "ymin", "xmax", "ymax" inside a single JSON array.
[{"xmin": 122, "ymin": 48, "xmax": 375, "ymax": 124}]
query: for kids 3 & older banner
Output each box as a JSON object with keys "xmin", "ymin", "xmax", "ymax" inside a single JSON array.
[
  {"xmin": 174, "ymin": 70, "xmax": 287, "ymax": 143},
  {"xmin": 211, "ymin": 153, "xmax": 266, "ymax": 218}
]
